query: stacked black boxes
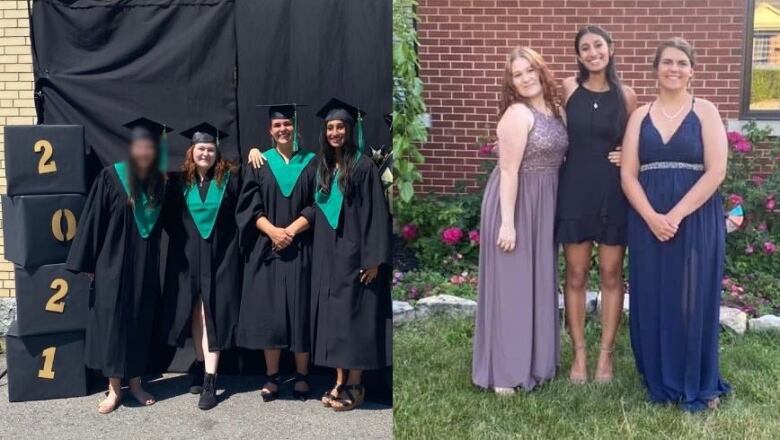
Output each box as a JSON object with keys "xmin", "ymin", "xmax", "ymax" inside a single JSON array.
[{"xmin": 2, "ymin": 125, "xmax": 90, "ymax": 402}]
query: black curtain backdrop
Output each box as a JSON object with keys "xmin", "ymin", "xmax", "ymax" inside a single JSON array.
[
  {"xmin": 235, "ymin": 0, "xmax": 392, "ymax": 155},
  {"xmin": 31, "ymin": 0, "xmax": 239, "ymax": 172}
]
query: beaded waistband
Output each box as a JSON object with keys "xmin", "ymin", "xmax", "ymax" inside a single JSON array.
[{"xmin": 639, "ymin": 161, "xmax": 704, "ymax": 172}]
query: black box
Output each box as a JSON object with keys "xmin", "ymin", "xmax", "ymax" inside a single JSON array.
[
  {"xmin": 4, "ymin": 125, "xmax": 87, "ymax": 197},
  {"xmin": 1, "ymin": 194, "xmax": 86, "ymax": 268},
  {"xmin": 14, "ymin": 264, "xmax": 90, "ymax": 337},
  {"xmin": 4, "ymin": 321, "xmax": 88, "ymax": 402}
]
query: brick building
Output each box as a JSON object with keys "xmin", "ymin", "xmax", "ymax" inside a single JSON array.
[
  {"xmin": 0, "ymin": 0, "xmax": 35, "ymax": 299},
  {"xmin": 415, "ymin": 0, "xmax": 779, "ymax": 195}
]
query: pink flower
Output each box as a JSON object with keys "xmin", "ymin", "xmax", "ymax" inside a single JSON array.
[
  {"xmin": 763, "ymin": 241, "xmax": 777, "ymax": 255},
  {"xmin": 733, "ymin": 140, "xmax": 752, "ymax": 153},
  {"xmin": 478, "ymin": 143, "xmax": 495, "ymax": 156},
  {"xmin": 751, "ymin": 175, "xmax": 766, "ymax": 186},
  {"xmin": 727, "ymin": 131, "xmax": 746, "ymax": 145},
  {"xmin": 469, "ymin": 229, "xmax": 480, "ymax": 245},
  {"xmin": 765, "ymin": 195, "xmax": 776, "ymax": 212},
  {"xmin": 728, "ymin": 194, "xmax": 744, "ymax": 206},
  {"xmin": 401, "ymin": 223, "xmax": 418, "ymax": 242},
  {"xmin": 722, "ymin": 276, "xmax": 731, "ymax": 287},
  {"xmin": 745, "ymin": 244, "xmax": 755, "ymax": 255},
  {"xmin": 450, "ymin": 275, "xmax": 466, "ymax": 285},
  {"xmin": 441, "ymin": 227, "xmax": 464, "ymax": 245},
  {"xmin": 757, "ymin": 222, "xmax": 768, "ymax": 232}
]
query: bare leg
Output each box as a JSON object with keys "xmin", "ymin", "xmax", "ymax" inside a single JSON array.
[
  {"xmin": 191, "ymin": 301, "xmax": 205, "ymax": 362},
  {"xmin": 595, "ymin": 244, "xmax": 625, "ymax": 382},
  {"xmin": 197, "ymin": 300, "xmax": 220, "ymax": 374},
  {"xmin": 128, "ymin": 376, "xmax": 155, "ymax": 406},
  {"xmin": 564, "ymin": 242, "xmax": 593, "ymax": 383},
  {"xmin": 294, "ymin": 352, "xmax": 310, "ymax": 393},
  {"xmin": 98, "ymin": 377, "xmax": 123, "ymax": 414},
  {"xmin": 262, "ymin": 349, "xmax": 281, "ymax": 394}
]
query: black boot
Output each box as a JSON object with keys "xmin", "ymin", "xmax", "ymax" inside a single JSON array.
[
  {"xmin": 198, "ymin": 373, "xmax": 217, "ymax": 410},
  {"xmin": 189, "ymin": 361, "xmax": 205, "ymax": 394}
]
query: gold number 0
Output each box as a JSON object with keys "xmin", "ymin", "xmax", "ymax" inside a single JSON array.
[
  {"xmin": 34, "ymin": 140, "xmax": 57, "ymax": 174},
  {"xmin": 38, "ymin": 347, "xmax": 56, "ymax": 380},
  {"xmin": 45, "ymin": 278, "xmax": 68, "ymax": 313},
  {"xmin": 51, "ymin": 209, "xmax": 77, "ymax": 242}
]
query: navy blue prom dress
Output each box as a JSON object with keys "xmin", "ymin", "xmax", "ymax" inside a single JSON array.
[{"xmin": 627, "ymin": 98, "xmax": 730, "ymax": 412}]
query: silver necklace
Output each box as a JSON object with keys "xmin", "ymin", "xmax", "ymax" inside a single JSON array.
[{"xmin": 658, "ymin": 100, "xmax": 686, "ymax": 119}]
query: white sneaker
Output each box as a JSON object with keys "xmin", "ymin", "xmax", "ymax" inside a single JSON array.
[{"xmin": 494, "ymin": 387, "xmax": 515, "ymax": 396}]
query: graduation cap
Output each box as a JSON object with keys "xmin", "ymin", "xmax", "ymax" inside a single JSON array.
[
  {"xmin": 123, "ymin": 117, "xmax": 173, "ymax": 172},
  {"xmin": 123, "ymin": 117, "xmax": 173, "ymax": 144},
  {"xmin": 180, "ymin": 122, "xmax": 229, "ymax": 147},
  {"xmin": 256, "ymin": 103, "xmax": 306, "ymax": 152},
  {"xmin": 316, "ymin": 98, "xmax": 366, "ymax": 152}
]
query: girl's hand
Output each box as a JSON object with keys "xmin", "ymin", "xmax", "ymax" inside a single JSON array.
[
  {"xmin": 248, "ymin": 148, "xmax": 267, "ymax": 169},
  {"xmin": 360, "ymin": 267, "xmax": 379, "ymax": 284},
  {"xmin": 269, "ymin": 226, "xmax": 293, "ymax": 251},
  {"xmin": 496, "ymin": 224, "xmax": 516, "ymax": 252},
  {"xmin": 608, "ymin": 146, "xmax": 622, "ymax": 167},
  {"xmin": 646, "ymin": 212, "xmax": 678, "ymax": 242}
]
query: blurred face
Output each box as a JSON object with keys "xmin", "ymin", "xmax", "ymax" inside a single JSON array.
[
  {"xmin": 192, "ymin": 142, "xmax": 217, "ymax": 170},
  {"xmin": 511, "ymin": 57, "xmax": 542, "ymax": 99},
  {"xmin": 577, "ymin": 33, "xmax": 611, "ymax": 73},
  {"xmin": 129, "ymin": 139, "xmax": 156, "ymax": 173},
  {"xmin": 269, "ymin": 118, "xmax": 294, "ymax": 146},
  {"xmin": 656, "ymin": 47, "xmax": 693, "ymax": 91},
  {"xmin": 326, "ymin": 120, "xmax": 347, "ymax": 149}
]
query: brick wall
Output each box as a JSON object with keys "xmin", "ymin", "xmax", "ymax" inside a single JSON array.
[
  {"xmin": 416, "ymin": 0, "xmax": 753, "ymax": 194},
  {"xmin": 0, "ymin": 0, "xmax": 34, "ymax": 297}
]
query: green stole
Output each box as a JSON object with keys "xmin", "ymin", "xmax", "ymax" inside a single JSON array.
[
  {"xmin": 264, "ymin": 148, "xmax": 315, "ymax": 197},
  {"xmin": 315, "ymin": 170, "xmax": 344, "ymax": 230},
  {"xmin": 113, "ymin": 161, "xmax": 162, "ymax": 239},
  {"xmin": 184, "ymin": 173, "xmax": 230, "ymax": 239}
]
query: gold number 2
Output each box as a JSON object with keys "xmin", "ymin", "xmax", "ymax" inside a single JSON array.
[
  {"xmin": 38, "ymin": 347, "xmax": 56, "ymax": 380},
  {"xmin": 45, "ymin": 278, "xmax": 68, "ymax": 313},
  {"xmin": 34, "ymin": 140, "xmax": 57, "ymax": 174},
  {"xmin": 51, "ymin": 209, "xmax": 77, "ymax": 242}
]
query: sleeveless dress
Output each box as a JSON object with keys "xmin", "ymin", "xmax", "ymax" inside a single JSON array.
[
  {"xmin": 627, "ymin": 99, "xmax": 730, "ymax": 412},
  {"xmin": 556, "ymin": 86, "xmax": 627, "ymax": 245},
  {"xmin": 472, "ymin": 108, "xmax": 568, "ymax": 390}
]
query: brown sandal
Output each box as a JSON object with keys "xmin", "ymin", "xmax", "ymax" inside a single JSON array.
[
  {"xmin": 331, "ymin": 384, "xmax": 365, "ymax": 412},
  {"xmin": 321, "ymin": 384, "xmax": 343, "ymax": 408}
]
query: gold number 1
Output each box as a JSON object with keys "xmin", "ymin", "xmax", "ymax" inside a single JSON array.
[
  {"xmin": 38, "ymin": 347, "xmax": 56, "ymax": 379},
  {"xmin": 34, "ymin": 140, "xmax": 57, "ymax": 174},
  {"xmin": 45, "ymin": 278, "xmax": 68, "ymax": 313}
]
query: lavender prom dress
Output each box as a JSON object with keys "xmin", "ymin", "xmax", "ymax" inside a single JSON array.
[{"xmin": 472, "ymin": 108, "xmax": 568, "ymax": 391}]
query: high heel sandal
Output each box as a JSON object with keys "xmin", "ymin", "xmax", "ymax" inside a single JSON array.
[
  {"xmin": 292, "ymin": 372, "xmax": 311, "ymax": 402},
  {"xmin": 260, "ymin": 373, "xmax": 282, "ymax": 402},
  {"xmin": 594, "ymin": 346, "xmax": 615, "ymax": 384},
  {"xmin": 569, "ymin": 345, "xmax": 588, "ymax": 385},
  {"xmin": 321, "ymin": 384, "xmax": 343, "ymax": 408},
  {"xmin": 331, "ymin": 384, "xmax": 365, "ymax": 412}
]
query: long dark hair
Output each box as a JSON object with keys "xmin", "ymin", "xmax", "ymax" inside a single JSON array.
[
  {"xmin": 127, "ymin": 143, "xmax": 165, "ymax": 208},
  {"xmin": 574, "ymin": 25, "xmax": 628, "ymax": 133},
  {"xmin": 316, "ymin": 120, "xmax": 358, "ymax": 195}
]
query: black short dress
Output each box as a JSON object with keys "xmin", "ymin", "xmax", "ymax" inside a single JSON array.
[{"xmin": 555, "ymin": 85, "xmax": 628, "ymax": 246}]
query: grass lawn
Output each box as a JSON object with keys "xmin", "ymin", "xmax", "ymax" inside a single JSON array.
[{"xmin": 394, "ymin": 316, "xmax": 780, "ymax": 439}]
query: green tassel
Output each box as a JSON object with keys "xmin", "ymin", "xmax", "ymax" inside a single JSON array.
[
  {"xmin": 159, "ymin": 127, "xmax": 169, "ymax": 172},
  {"xmin": 292, "ymin": 108, "xmax": 299, "ymax": 153},
  {"xmin": 356, "ymin": 113, "xmax": 365, "ymax": 153}
]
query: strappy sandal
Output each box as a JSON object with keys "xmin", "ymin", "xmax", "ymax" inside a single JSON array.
[
  {"xmin": 569, "ymin": 345, "xmax": 588, "ymax": 385},
  {"xmin": 321, "ymin": 384, "xmax": 343, "ymax": 408},
  {"xmin": 292, "ymin": 372, "xmax": 311, "ymax": 402},
  {"xmin": 331, "ymin": 384, "xmax": 365, "ymax": 412},
  {"xmin": 594, "ymin": 346, "xmax": 615, "ymax": 384},
  {"xmin": 260, "ymin": 373, "xmax": 282, "ymax": 402}
]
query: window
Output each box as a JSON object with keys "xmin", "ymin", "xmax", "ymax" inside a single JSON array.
[{"xmin": 743, "ymin": 1, "xmax": 780, "ymax": 119}]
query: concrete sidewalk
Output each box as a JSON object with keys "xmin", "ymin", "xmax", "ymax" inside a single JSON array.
[{"xmin": 0, "ymin": 354, "xmax": 392, "ymax": 440}]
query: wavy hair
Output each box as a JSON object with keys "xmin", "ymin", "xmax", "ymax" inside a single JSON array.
[
  {"xmin": 181, "ymin": 143, "xmax": 236, "ymax": 187},
  {"xmin": 499, "ymin": 46, "xmax": 561, "ymax": 119}
]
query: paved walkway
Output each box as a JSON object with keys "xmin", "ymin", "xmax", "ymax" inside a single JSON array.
[{"xmin": 0, "ymin": 354, "xmax": 392, "ymax": 440}]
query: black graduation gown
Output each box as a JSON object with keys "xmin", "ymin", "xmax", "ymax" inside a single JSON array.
[
  {"xmin": 162, "ymin": 172, "xmax": 242, "ymax": 352},
  {"xmin": 235, "ymin": 159, "xmax": 317, "ymax": 352},
  {"xmin": 65, "ymin": 166, "xmax": 163, "ymax": 379},
  {"xmin": 310, "ymin": 155, "xmax": 393, "ymax": 370}
]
